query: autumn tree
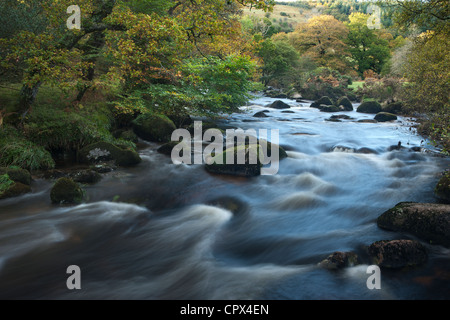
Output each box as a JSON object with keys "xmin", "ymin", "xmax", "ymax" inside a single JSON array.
[{"xmin": 289, "ymin": 15, "xmax": 352, "ymax": 74}]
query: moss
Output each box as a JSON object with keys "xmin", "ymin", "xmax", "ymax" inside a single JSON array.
[
  {"xmin": 132, "ymin": 113, "xmax": 176, "ymax": 142},
  {"xmin": 374, "ymin": 112, "xmax": 397, "ymax": 122},
  {"xmin": 50, "ymin": 178, "xmax": 84, "ymax": 204},
  {"xmin": 0, "ymin": 173, "xmax": 31, "ymax": 200},
  {"xmin": 0, "ymin": 167, "xmax": 31, "ymax": 185}
]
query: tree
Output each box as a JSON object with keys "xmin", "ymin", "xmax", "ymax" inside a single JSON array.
[
  {"xmin": 258, "ymin": 37, "xmax": 301, "ymax": 87},
  {"xmin": 345, "ymin": 13, "xmax": 391, "ymax": 76},
  {"xmin": 289, "ymin": 15, "xmax": 352, "ymax": 74}
]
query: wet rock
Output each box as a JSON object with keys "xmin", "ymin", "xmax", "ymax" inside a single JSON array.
[
  {"xmin": 318, "ymin": 251, "xmax": 359, "ymax": 270},
  {"xmin": 330, "ymin": 115, "xmax": 352, "ymax": 120},
  {"xmin": 357, "ymin": 101, "xmax": 382, "ymax": 114},
  {"xmin": 375, "ymin": 112, "xmax": 398, "ymax": 122},
  {"xmin": 320, "ymin": 105, "xmax": 341, "ymax": 113},
  {"xmin": 266, "ymin": 100, "xmax": 291, "ymax": 109},
  {"xmin": 377, "ymin": 202, "xmax": 450, "ymax": 247},
  {"xmin": 0, "ymin": 181, "xmax": 31, "ymax": 200},
  {"xmin": 383, "ymin": 102, "xmax": 403, "ymax": 115},
  {"xmin": 311, "ymin": 96, "xmax": 333, "ymax": 109},
  {"xmin": 336, "ymin": 96, "xmax": 353, "ymax": 111},
  {"xmin": 132, "ymin": 114, "xmax": 176, "ymax": 142},
  {"xmin": 253, "ymin": 111, "xmax": 269, "ymax": 118},
  {"xmin": 368, "ymin": 240, "xmax": 428, "ymax": 268},
  {"xmin": 435, "ymin": 172, "xmax": 450, "ymax": 204},
  {"xmin": 205, "ymin": 145, "xmax": 262, "ymax": 177},
  {"xmin": 281, "ymin": 110, "xmax": 295, "ymax": 114},
  {"xmin": 357, "ymin": 119, "xmax": 378, "ymax": 123},
  {"xmin": 387, "ymin": 141, "xmax": 406, "ymax": 151},
  {"xmin": 79, "ymin": 142, "xmax": 141, "ymax": 167},
  {"xmin": 50, "ymin": 178, "xmax": 84, "ymax": 204},
  {"xmin": 356, "ymin": 147, "xmax": 378, "ymax": 154},
  {"xmin": 0, "ymin": 167, "xmax": 31, "ymax": 185},
  {"xmin": 70, "ymin": 170, "xmax": 102, "ymax": 184}
]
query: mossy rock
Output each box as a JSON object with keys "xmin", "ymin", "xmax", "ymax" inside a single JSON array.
[
  {"xmin": 119, "ymin": 130, "xmax": 138, "ymax": 143},
  {"xmin": 310, "ymin": 96, "xmax": 333, "ymax": 109},
  {"xmin": 0, "ymin": 182, "xmax": 32, "ymax": 200},
  {"xmin": 205, "ymin": 144, "xmax": 263, "ymax": 177},
  {"xmin": 320, "ymin": 105, "xmax": 341, "ymax": 113},
  {"xmin": 0, "ymin": 167, "xmax": 31, "ymax": 185},
  {"xmin": 383, "ymin": 102, "xmax": 403, "ymax": 115},
  {"xmin": 336, "ymin": 96, "xmax": 353, "ymax": 111},
  {"xmin": 435, "ymin": 172, "xmax": 450, "ymax": 203},
  {"xmin": 253, "ymin": 111, "xmax": 269, "ymax": 118},
  {"xmin": 166, "ymin": 113, "xmax": 193, "ymax": 128},
  {"xmin": 377, "ymin": 202, "xmax": 450, "ymax": 247},
  {"xmin": 357, "ymin": 101, "xmax": 382, "ymax": 114},
  {"xmin": 50, "ymin": 178, "xmax": 84, "ymax": 204},
  {"xmin": 157, "ymin": 140, "xmax": 192, "ymax": 157},
  {"xmin": 79, "ymin": 141, "xmax": 141, "ymax": 167},
  {"xmin": 374, "ymin": 112, "xmax": 397, "ymax": 122},
  {"xmin": 132, "ymin": 114, "xmax": 176, "ymax": 142},
  {"xmin": 318, "ymin": 251, "xmax": 359, "ymax": 270},
  {"xmin": 368, "ymin": 240, "xmax": 428, "ymax": 268}
]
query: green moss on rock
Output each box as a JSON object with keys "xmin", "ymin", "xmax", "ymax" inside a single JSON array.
[
  {"xmin": 374, "ymin": 112, "xmax": 398, "ymax": 122},
  {"xmin": 50, "ymin": 178, "xmax": 84, "ymax": 204},
  {"xmin": 132, "ymin": 114, "xmax": 176, "ymax": 142},
  {"xmin": 435, "ymin": 172, "xmax": 450, "ymax": 203},
  {"xmin": 336, "ymin": 96, "xmax": 353, "ymax": 111},
  {"xmin": 357, "ymin": 101, "xmax": 382, "ymax": 114},
  {"xmin": 79, "ymin": 141, "xmax": 141, "ymax": 167},
  {"xmin": 0, "ymin": 167, "xmax": 31, "ymax": 185},
  {"xmin": 368, "ymin": 239, "xmax": 428, "ymax": 268}
]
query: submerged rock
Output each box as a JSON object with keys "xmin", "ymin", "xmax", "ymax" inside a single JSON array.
[
  {"xmin": 79, "ymin": 141, "xmax": 141, "ymax": 167},
  {"xmin": 375, "ymin": 112, "xmax": 398, "ymax": 122},
  {"xmin": 377, "ymin": 202, "xmax": 450, "ymax": 247},
  {"xmin": 368, "ymin": 240, "xmax": 428, "ymax": 268},
  {"xmin": 357, "ymin": 101, "xmax": 382, "ymax": 114},
  {"xmin": 318, "ymin": 251, "xmax": 359, "ymax": 270},
  {"xmin": 50, "ymin": 178, "xmax": 84, "ymax": 204},
  {"xmin": 435, "ymin": 172, "xmax": 450, "ymax": 203},
  {"xmin": 266, "ymin": 100, "xmax": 291, "ymax": 109}
]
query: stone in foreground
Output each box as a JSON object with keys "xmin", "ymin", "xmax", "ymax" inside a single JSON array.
[{"xmin": 368, "ymin": 240, "xmax": 428, "ymax": 268}]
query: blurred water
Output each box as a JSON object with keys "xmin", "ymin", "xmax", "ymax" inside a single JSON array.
[{"xmin": 0, "ymin": 97, "xmax": 448, "ymax": 299}]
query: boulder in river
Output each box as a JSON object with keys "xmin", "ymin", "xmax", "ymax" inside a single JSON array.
[
  {"xmin": 336, "ymin": 96, "xmax": 353, "ymax": 111},
  {"xmin": 311, "ymin": 96, "xmax": 333, "ymax": 109},
  {"xmin": 368, "ymin": 239, "xmax": 428, "ymax": 268},
  {"xmin": 79, "ymin": 142, "xmax": 141, "ymax": 167},
  {"xmin": 266, "ymin": 100, "xmax": 291, "ymax": 109},
  {"xmin": 357, "ymin": 101, "xmax": 382, "ymax": 114},
  {"xmin": 383, "ymin": 102, "xmax": 403, "ymax": 115},
  {"xmin": 0, "ymin": 167, "xmax": 32, "ymax": 200},
  {"xmin": 377, "ymin": 202, "xmax": 450, "ymax": 247},
  {"xmin": 318, "ymin": 251, "xmax": 359, "ymax": 270},
  {"xmin": 320, "ymin": 105, "xmax": 341, "ymax": 113},
  {"xmin": 435, "ymin": 172, "xmax": 450, "ymax": 204},
  {"xmin": 50, "ymin": 177, "xmax": 84, "ymax": 204},
  {"xmin": 253, "ymin": 111, "xmax": 269, "ymax": 118},
  {"xmin": 375, "ymin": 112, "xmax": 398, "ymax": 122},
  {"xmin": 132, "ymin": 113, "xmax": 176, "ymax": 142}
]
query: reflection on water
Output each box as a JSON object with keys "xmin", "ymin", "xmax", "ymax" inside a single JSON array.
[{"xmin": 0, "ymin": 97, "xmax": 449, "ymax": 299}]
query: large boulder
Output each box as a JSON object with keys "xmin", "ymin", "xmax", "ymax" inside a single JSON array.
[
  {"xmin": 205, "ymin": 144, "xmax": 262, "ymax": 177},
  {"xmin": 318, "ymin": 251, "xmax": 359, "ymax": 270},
  {"xmin": 435, "ymin": 172, "xmax": 450, "ymax": 203},
  {"xmin": 0, "ymin": 168, "xmax": 32, "ymax": 200},
  {"xmin": 132, "ymin": 114, "xmax": 176, "ymax": 142},
  {"xmin": 374, "ymin": 112, "xmax": 398, "ymax": 122},
  {"xmin": 0, "ymin": 167, "xmax": 31, "ymax": 186},
  {"xmin": 383, "ymin": 102, "xmax": 403, "ymax": 115},
  {"xmin": 368, "ymin": 240, "xmax": 428, "ymax": 268},
  {"xmin": 79, "ymin": 142, "xmax": 141, "ymax": 167},
  {"xmin": 266, "ymin": 100, "xmax": 291, "ymax": 109},
  {"xmin": 336, "ymin": 96, "xmax": 353, "ymax": 111},
  {"xmin": 357, "ymin": 101, "xmax": 382, "ymax": 114},
  {"xmin": 377, "ymin": 202, "xmax": 450, "ymax": 247},
  {"xmin": 50, "ymin": 178, "xmax": 84, "ymax": 204},
  {"xmin": 311, "ymin": 96, "xmax": 333, "ymax": 109}
]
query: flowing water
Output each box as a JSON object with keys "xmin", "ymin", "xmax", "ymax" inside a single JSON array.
[{"xmin": 0, "ymin": 97, "xmax": 449, "ymax": 300}]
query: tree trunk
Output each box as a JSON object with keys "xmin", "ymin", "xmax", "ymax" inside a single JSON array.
[{"xmin": 18, "ymin": 82, "xmax": 41, "ymax": 124}]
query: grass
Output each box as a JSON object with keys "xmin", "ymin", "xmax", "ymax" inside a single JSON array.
[{"xmin": 348, "ymin": 81, "xmax": 365, "ymax": 91}]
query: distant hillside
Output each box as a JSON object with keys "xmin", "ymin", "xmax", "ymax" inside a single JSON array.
[{"xmin": 241, "ymin": 3, "xmax": 322, "ymax": 31}]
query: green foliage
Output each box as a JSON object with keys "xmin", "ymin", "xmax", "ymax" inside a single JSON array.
[
  {"xmin": 0, "ymin": 174, "xmax": 14, "ymax": 195},
  {"xmin": 258, "ymin": 38, "xmax": 301, "ymax": 87},
  {"xmin": 0, "ymin": 126, "xmax": 55, "ymax": 171}
]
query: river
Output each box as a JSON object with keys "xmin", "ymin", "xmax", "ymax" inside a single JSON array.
[{"xmin": 0, "ymin": 96, "xmax": 449, "ymax": 300}]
